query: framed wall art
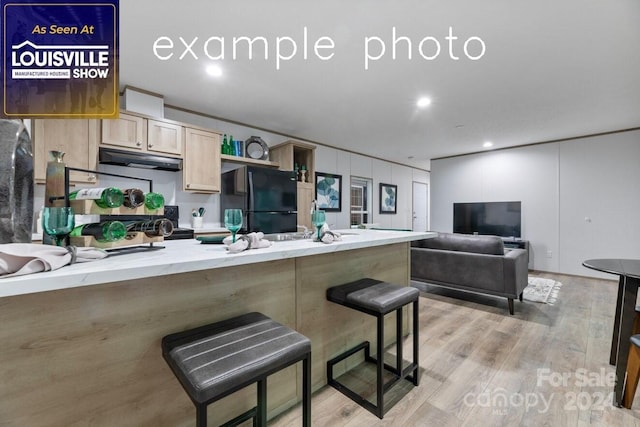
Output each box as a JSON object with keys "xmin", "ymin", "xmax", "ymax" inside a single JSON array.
[
  {"xmin": 379, "ymin": 183, "xmax": 397, "ymax": 214},
  {"xmin": 315, "ymin": 172, "xmax": 342, "ymax": 212}
]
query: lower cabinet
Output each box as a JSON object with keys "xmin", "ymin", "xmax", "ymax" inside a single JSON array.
[{"xmin": 183, "ymin": 127, "xmax": 221, "ymax": 193}]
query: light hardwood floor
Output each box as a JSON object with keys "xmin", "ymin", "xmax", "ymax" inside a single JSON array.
[{"xmin": 270, "ymin": 272, "xmax": 640, "ymax": 426}]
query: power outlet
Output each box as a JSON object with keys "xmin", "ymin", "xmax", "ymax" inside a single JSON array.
[{"xmin": 546, "ymin": 250, "xmax": 553, "ymax": 259}]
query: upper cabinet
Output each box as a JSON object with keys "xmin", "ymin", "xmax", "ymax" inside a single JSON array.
[
  {"xmin": 270, "ymin": 140, "xmax": 316, "ymax": 180},
  {"xmin": 101, "ymin": 112, "xmax": 183, "ymax": 157},
  {"xmin": 147, "ymin": 119, "xmax": 183, "ymax": 156},
  {"xmin": 32, "ymin": 119, "xmax": 99, "ymax": 185},
  {"xmin": 100, "ymin": 112, "xmax": 144, "ymax": 150},
  {"xmin": 183, "ymin": 127, "xmax": 221, "ymax": 193}
]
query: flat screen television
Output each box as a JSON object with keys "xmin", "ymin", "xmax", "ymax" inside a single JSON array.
[{"xmin": 453, "ymin": 201, "xmax": 522, "ymax": 238}]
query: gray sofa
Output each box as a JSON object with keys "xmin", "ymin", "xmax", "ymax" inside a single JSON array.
[{"xmin": 411, "ymin": 232, "xmax": 529, "ymax": 314}]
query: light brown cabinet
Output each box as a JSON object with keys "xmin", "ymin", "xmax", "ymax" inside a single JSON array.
[
  {"xmin": 296, "ymin": 182, "xmax": 315, "ymax": 230},
  {"xmin": 100, "ymin": 112, "xmax": 144, "ymax": 150},
  {"xmin": 147, "ymin": 119, "xmax": 183, "ymax": 155},
  {"xmin": 32, "ymin": 119, "xmax": 99, "ymax": 184},
  {"xmin": 101, "ymin": 112, "xmax": 183, "ymax": 157},
  {"xmin": 183, "ymin": 127, "xmax": 221, "ymax": 193},
  {"xmin": 270, "ymin": 140, "xmax": 316, "ymax": 229}
]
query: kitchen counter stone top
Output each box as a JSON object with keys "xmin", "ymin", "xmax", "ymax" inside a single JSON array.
[{"xmin": 1, "ymin": 229, "xmax": 435, "ymax": 298}]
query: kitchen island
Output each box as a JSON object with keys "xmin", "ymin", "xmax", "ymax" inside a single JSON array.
[{"xmin": 0, "ymin": 229, "xmax": 434, "ymax": 426}]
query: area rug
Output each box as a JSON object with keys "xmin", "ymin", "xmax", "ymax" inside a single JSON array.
[{"xmin": 524, "ymin": 276, "xmax": 562, "ymax": 304}]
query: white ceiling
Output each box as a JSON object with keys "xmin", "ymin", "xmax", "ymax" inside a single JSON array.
[{"xmin": 120, "ymin": 0, "xmax": 640, "ymax": 170}]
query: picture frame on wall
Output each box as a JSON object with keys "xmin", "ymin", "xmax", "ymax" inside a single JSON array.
[
  {"xmin": 315, "ymin": 172, "xmax": 342, "ymax": 212},
  {"xmin": 379, "ymin": 183, "xmax": 397, "ymax": 214}
]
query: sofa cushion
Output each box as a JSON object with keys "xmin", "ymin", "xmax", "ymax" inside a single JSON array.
[{"xmin": 412, "ymin": 232, "xmax": 504, "ymax": 255}]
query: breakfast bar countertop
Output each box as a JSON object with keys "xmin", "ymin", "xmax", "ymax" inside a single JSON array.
[{"xmin": 0, "ymin": 229, "xmax": 435, "ymax": 298}]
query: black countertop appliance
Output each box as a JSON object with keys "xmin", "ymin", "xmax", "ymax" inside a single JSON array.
[
  {"xmin": 221, "ymin": 165, "xmax": 297, "ymax": 234},
  {"xmin": 163, "ymin": 205, "xmax": 194, "ymax": 240}
]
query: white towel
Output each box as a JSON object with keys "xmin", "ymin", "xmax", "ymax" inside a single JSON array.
[
  {"xmin": 0, "ymin": 243, "xmax": 108, "ymax": 278},
  {"xmin": 223, "ymin": 232, "xmax": 271, "ymax": 254},
  {"xmin": 318, "ymin": 224, "xmax": 342, "ymax": 244}
]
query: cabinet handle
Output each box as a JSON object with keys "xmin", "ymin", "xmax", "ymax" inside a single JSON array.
[
  {"xmin": 186, "ymin": 184, "xmax": 190, "ymax": 188},
  {"xmin": 148, "ymin": 143, "xmax": 153, "ymax": 148},
  {"xmin": 88, "ymin": 174, "xmax": 96, "ymax": 181},
  {"xmin": 136, "ymin": 141, "xmax": 142, "ymax": 146}
]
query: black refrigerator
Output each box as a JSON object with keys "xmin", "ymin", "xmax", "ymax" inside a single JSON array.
[{"xmin": 220, "ymin": 165, "xmax": 297, "ymax": 234}]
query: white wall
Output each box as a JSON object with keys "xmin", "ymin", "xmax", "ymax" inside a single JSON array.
[
  {"xmin": 559, "ymin": 131, "xmax": 640, "ymax": 277},
  {"xmin": 430, "ymin": 129, "xmax": 640, "ymax": 277}
]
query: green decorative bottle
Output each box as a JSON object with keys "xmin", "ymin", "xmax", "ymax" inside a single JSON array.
[
  {"xmin": 69, "ymin": 187, "xmax": 124, "ymax": 208},
  {"xmin": 222, "ymin": 134, "xmax": 229, "ymax": 155},
  {"xmin": 228, "ymin": 134, "xmax": 235, "ymax": 155},
  {"xmin": 144, "ymin": 192, "xmax": 165, "ymax": 210},
  {"xmin": 70, "ymin": 221, "xmax": 126, "ymax": 242}
]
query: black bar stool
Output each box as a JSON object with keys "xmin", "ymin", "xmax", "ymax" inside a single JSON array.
[
  {"xmin": 162, "ymin": 312, "xmax": 311, "ymax": 426},
  {"xmin": 326, "ymin": 278, "xmax": 420, "ymax": 419}
]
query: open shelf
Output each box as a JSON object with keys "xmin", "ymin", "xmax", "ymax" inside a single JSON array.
[{"xmin": 220, "ymin": 154, "xmax": 280, "ymax": 168}]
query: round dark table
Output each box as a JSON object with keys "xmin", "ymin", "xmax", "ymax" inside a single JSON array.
[{"xmin": 583, "ymin": 259, "xmax": 640, "ymax": 407}]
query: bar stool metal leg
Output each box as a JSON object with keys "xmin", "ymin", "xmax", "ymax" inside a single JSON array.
[
  {"xmin": 377, "ymin": 313, "xmax": 384, "ymax": 418},
  {"xmin": 257, "ymin": 379, "xmax": 267, "ymax": 427},
  {"xmin": 303, "ymin": 353, "xmax": 311, "ymax": 427},
  {"xmin": 396, "ymin": 308, "xmax": 403, "ymax": 377},
  {"xmin": 196, "ymin": 404, "xmax": 207, "ymax": 427},
  {"xmin": 413, "ymin": 299, "xmax": 419, "ymax": 386}
]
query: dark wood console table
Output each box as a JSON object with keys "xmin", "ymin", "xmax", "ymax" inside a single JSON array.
[{"xmin": 582, "ymin": 258, "xmax": 640, "ymax": 407}]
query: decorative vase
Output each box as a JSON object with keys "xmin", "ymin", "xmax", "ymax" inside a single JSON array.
[
  {"xmin": 45, "ymin": 150, "xmax": 66, "ymax": 206},
  {"xmin": 0, "ymin": 119, "xmax": 34, "ymax": 243}
]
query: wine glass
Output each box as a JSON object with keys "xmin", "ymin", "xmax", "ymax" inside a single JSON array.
[
  {"xmin": 42, "ymin": 207, "xmax": 75, "ymax": 246},
  {"xmin": 311, "ymin": 210, "xmax": 326, "ymax": 241},
  {"xmin": 224, "ymin": 209, "xmax": 243, "ymax": 243}
]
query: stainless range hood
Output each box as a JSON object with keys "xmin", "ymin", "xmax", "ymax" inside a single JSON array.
[{"xmin": 99, "ymin": 147, "xmax": 182, "ymax": 171}]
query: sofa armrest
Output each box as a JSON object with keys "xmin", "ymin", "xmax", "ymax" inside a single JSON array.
[{"xmin": 503, "ymin": 249, "xmax": 528, "ymax": 296}]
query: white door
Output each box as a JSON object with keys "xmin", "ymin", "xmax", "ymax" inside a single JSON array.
[{"xmin": 412, "ymin": 182, "xmax": 428, "ymax": 231}]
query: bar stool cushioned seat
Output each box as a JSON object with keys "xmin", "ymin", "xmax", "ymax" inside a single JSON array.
[
  {"xmin": 326, "ymin": 278, "xmax": 420, "ymax": 419},
  {"xmin": 328, "ymin": 279, "xmax": 421, "ymax": 314},
  {"xmin": 162, "ymin": 312, "xmax": 311, "ymax": 426}
]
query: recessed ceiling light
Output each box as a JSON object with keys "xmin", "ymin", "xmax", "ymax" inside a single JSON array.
[
  {"xmin": 483, "ymin": 141, "xmax": 494, "ymax": 148},
  {"xmin": 206, "ymin": 65, "xmax": 223, "ymax": 77},
  {"xmin": 416, "ymin": 97, "xmax": 431, "ymax": 108}
]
